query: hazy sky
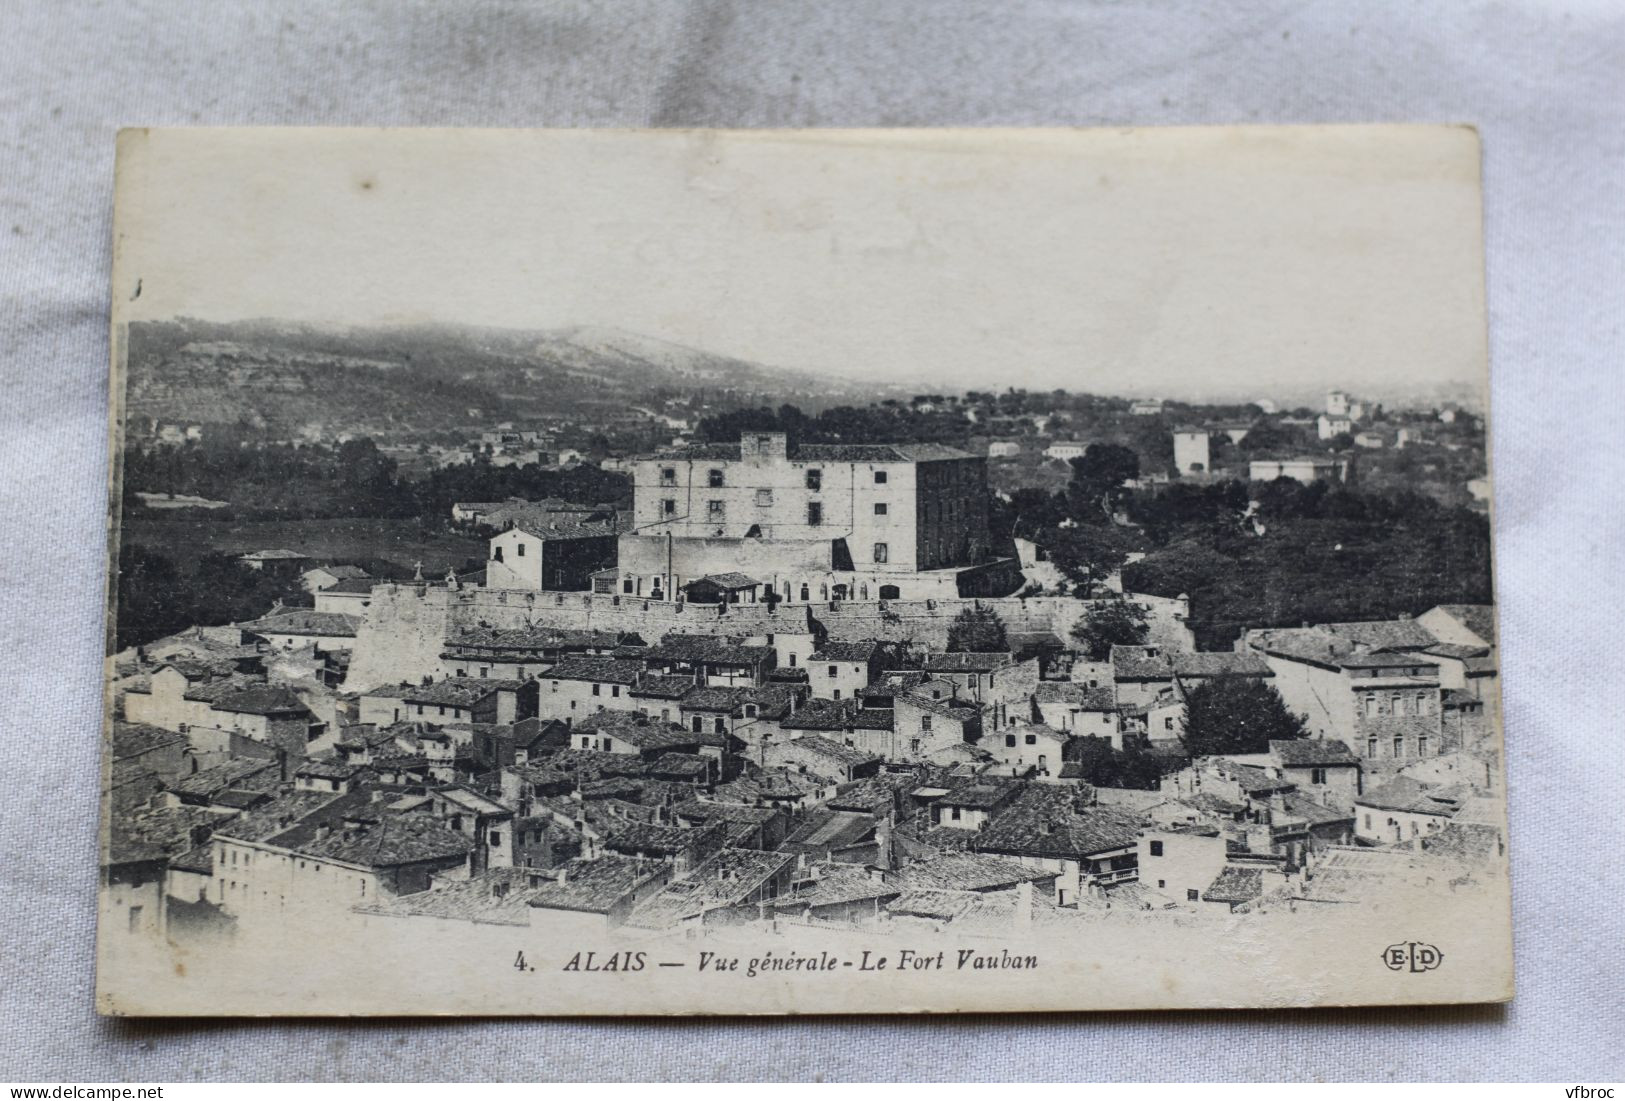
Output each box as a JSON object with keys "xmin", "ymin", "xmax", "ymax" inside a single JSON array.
[{"xmin": 116, "ymin": 126, "xmax": 1487, "ymax": 399}]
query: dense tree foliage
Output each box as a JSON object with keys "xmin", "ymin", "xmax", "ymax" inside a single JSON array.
[
  {"xmin": 122, "ymin": 439, "xmax": 631, "ymax": 522},
  {"xmin": 114, "ymin": 545, "xmax": 308, "ymax": 651},
  {"xmin": 945, "ymin": 606, "xmax": 1009, "ymax": 653},
  {"xmin": 1120, "ymin": 479, "xmax": 1492, "ymax": 647},
  {"xmin": 696, "ymin": 403, "xmax": 973, "ymax": 448},
  {"xmin": 1070, "ymin": 598, "xmax": 1150, "ymax": 660},
  {"xmin": 1062, "ymin": 735, "xmax": 1168, "ymax": 790},
  {"xmin": 1066, "ymin": 444, "xmax": 1140, "ymax": 517},
  {"xmin": 1181, "ymin": 678, "xmax": 1307, "ymax": 758}
]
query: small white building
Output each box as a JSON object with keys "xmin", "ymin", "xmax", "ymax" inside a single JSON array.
[
  {"xmin": 1172, "ymin": 428, "xmax": 1211, "ymax": 475},
  {"xmin": 1317, "ymin": 414, "xmax": 1353, "ymax": 440},
  {"xmin": 1043, "ymin": 441, "xmax": 1088, "ymax": 462}
]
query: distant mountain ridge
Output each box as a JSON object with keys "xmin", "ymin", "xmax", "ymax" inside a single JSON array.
[{"xmin": 122, "ymin": 317, "xmax": 878, "ymax": 436}]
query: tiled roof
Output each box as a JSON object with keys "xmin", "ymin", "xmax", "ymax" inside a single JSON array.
[
  {"xmin": 237, "ymin": 609, "xmax": 360, "ymax": 638},
  {"xmin": 894, "ymin": 852, "xmax": 1056, "ymax": 892},
  {"xmin": 923, "ymin": 652, "xmax": 1014, "ymax": 674},
  {"xmin": 649, "ymin": 753, "xmax": 710, "ymax": 779},
  {"xmin": 811, "ymin": 640, "xmax": 885, "ymax": 662},
  {"xmin": 1111, "ymin": 646, "xmax": 1173, "ymax": 680},
  {"xmin": 740, "ymin": 683, "xmax": 804, "ymax": 719},
  {"xmin": 671, "ymin": 800, "xmax": 779, "ymax": 830},
  {"xmin": 781, "ymin": 809, "xmax": 879, "ymax": 853},
  {"xmin": 548, "ymin": 655, "xmax": 644, "ymax": 684},
  {"xmin": 975, "ymin": 790, "xmax": 1143, "ymax": 860},
  {"xmin": 525, "ymin": 855, "xmax": 667, "ymax": 914},
  {"xmin": 1033, "ymin": 682, "xmax": 1116, "ymax": 710},
  {"xmin": 1429, "ymin": 604, "xmax": 1496, "ymax": 644},
  {"xmin": 782, "ymin": 698, "xmax": 895, "ymax": 733},
  {"xmin": 106, "ymin": 804, "xmax": 225, "ymax": 866},
  {"xmin": 1280, "ymin": 791, "xmax": 1355, "ymax": 827},
  {"xmin": 685, "ymin": 572, "xmax": 760, "ymax": 590},
  {"xmin": 1320, "ymin": 619, "xmax": 1438, "ymax": 652},
  {"xmin": 937, "ymin": 777, "xmax": 1024, "ymax": 810},
  {"xmin": 510, "ymin": 516, "xmax": 617, "ymax": 540},
  {"xmin": 785, "ymin": 733, "xmax": 879, "ymax": 769},
  {"xmin": 1202, "ymin": 865, "xmax": 1264, "ymax": 904},
  {"xmin": 627, "ymin": 849, "xmax": 795, "ymax": 927},
  {"xmin": 153, "ymin": 654, "xmax": 241, "ymax": 680},
  {"xmin": 190, "ymin": 684, "xmax": 311, "ymax": 716},
  {"xmin": 630, "ymin": 674, "xmax": 696, "ymax": 701},
  {"xmin": 605, "ymin": 821, "xmax": 723, "ymax": 856},
  {"xmin": 1209, "ymin": 760, "xmax": 1294, "ymax": 795},
  {"xmin": 224, "ymin": 790, "xmax": 474, "ymax": 866},
  {"xmin": 169, "ymin": 758, "xmax": 283, "ymax": 801},
  {"xmin": 1270, "ymin": 738, "xmax": 1360, "ymax": 767},
  {"xmin": 1355, "ymin": 776, "xmax": 1468, "ymax": 817},
  {"xmin": 111, "ymin": 721, "xmax": 186, "ymax": 759},
  {"xmin": 1173, "ymin": 652, "xmax": 1274, "ymax": 678},
  {"xmin": 395, "ymin": 679, "xmax": 521, "ymax": 709},
  {"xmin": 319, "ymin": 564, "xmax": 370, "ymax": 580},
  {"xmin": 357, "ymin": 867, "xmax": 544, "ymax": 927},
  {"xmin": 771, "ymin": 864, "xmax": 900, "ymax": 910},
  {"xmin": 645, "ymin": 634, "xmax": 774, "ymax": 665},
  {"xmin": 680, "ymin": 686, "xmax": 746, "ymax": 713},
  {"xmin": 323, "ymin": 577, "xmax": 379, "ymax": 594}
]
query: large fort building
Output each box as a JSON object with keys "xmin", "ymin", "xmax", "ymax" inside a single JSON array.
[{"xmin": 611, "ymin": 432, "xmax": 1017, "ymax": 603}]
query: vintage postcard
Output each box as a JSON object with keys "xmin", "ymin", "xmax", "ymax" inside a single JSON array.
[{"xmin": 100, "ymin": 126, "xmax": 1509, "ymax": 1016}]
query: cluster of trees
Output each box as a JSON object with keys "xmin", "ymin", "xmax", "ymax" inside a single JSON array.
[
  {"xmin": 1122, "ymin": 480, "xmax": 1492, "ymax": 647},
  {"xmin": 696, "ymin": 403, "xmax": 973, "ymax": 449},
  {"xmin": 1061, "ymin": 736, "xmax": 1167, "ymax": 790},
  {"xmin": 1180, "ymin": 678, "xmax": 1308, "ymax": 757},
  {"xmin": 994, "ymin": 444, "xmax": 1491, "ymax": 648},
  {"xmin": 114, "ymin": 545, "xmax": 308, "ymax": 651},
  {"xmin": 945, "ymin": 606, "xmax": 1009, "ymax": 653},
  {"xmin": 123, "ymin": 438, "xmax": 631, "ymax": 523}
]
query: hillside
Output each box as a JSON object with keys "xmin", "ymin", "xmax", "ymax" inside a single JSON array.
[{"xmin": 122, "ymin": 317, "xmax": 874, "ymax": 438}]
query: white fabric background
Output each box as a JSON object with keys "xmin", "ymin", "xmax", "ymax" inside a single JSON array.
[{"xmin": 2, "ymin": 0, "xmax": 1621, "ymax": 1082}]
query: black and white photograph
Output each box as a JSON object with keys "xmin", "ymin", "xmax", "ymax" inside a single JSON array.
[{"xmin": 94, "ymin": 126, "xmax": 1512, "ymax": 1016}]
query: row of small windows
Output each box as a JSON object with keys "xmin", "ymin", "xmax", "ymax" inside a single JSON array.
[
  {"xmin": 1368, "ymin": 733, "xmax": 1430, "ymax": 757},
  {"xmin": 1364, "ymin": 692, "xmax": 1434, "ymax": 717},
  {"xmin": 660, "ymin": 467, "xmax": 891, "ymax": 489}
]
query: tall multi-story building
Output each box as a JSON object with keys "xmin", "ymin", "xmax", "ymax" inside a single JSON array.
[{"xmin": 614, "ymin": 432, "xmax": 1011, "ymax": 603}]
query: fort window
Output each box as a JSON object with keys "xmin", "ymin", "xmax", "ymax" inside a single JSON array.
[
  {"xmin": 1149, "ymin": 840, "xmax": 1163, "ymax": 856},
  {"xmin": 707, "ymin": 500, "xmax": 725, "ymax": 520},
  {"xmin": 874, "ymin": 470, "xmax": 888, "ymax": 484},
  {"xmin": 660, "ymin": 467, "xmax": 676, "ymax": 486},
  {"xmin": 805, "ymin": 469, "xmax": 822, "ymax": 491},
  {"xmin": 874, "ymin": 502, "xmax": 888, "ymax": 516},
  {"xmin": 1393, "ymin": 733, "xmax": 1404, "ymax": 757},
  {"xmin": 806, "ymin": 502, "xmax": 822, "ymax": 526},
  {"xmin": 662, "ymin": 498, "xmax": 676, "ymax": 516},
  {"xmin": 708, "ymin": 469, "xmax": 725, "ymax": 488},
  {"xmin": 873, "ymin": 543, "xmax": 888, "ymax": 563},
  {"xmin": 516, "ymin": 542, "xmax": 525, "ymax": 557},
  {"xmin": 755, "ymin": 488, "xmax": 773, "ymax": 506}
]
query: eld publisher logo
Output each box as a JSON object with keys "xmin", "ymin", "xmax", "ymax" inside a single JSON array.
[{"xmin": 1382, "ymin": 942, "xmax": 1444, "ymax": 973}]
